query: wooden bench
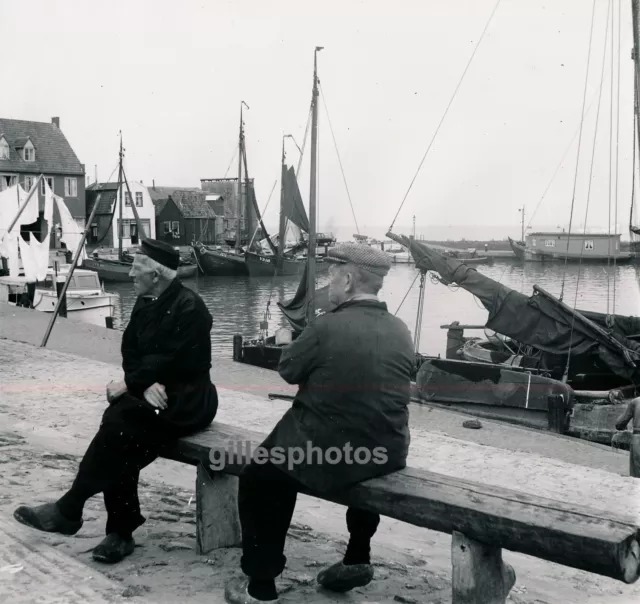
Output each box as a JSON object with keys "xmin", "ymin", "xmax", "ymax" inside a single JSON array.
[{"xmin": 161, "ymin": 422, "xmax": 640, "ymax": 603}]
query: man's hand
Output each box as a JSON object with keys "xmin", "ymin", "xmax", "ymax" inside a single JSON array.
[
  {"xmin": 106, "ymin": 380, "xmax": 127, "ymax": 404},
  {"xmin": 143, "ymin": 383, "xmax": 168, "ymax": 411}
]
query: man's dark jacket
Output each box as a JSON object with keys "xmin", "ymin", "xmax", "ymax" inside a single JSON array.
[
  {"xmin": 261, "ymin": 299, "xmax": 414, "ymax": 492},
  {"xmin": 120, "ymin": 279, "xmax": 217, "ymax": 432}
]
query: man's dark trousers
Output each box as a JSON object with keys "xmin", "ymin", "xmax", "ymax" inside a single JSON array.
[{"xmin": 238, "ymin": 459, "xmax": 380, "ymax": 580}]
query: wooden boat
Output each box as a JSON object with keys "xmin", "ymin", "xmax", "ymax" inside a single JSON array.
[
  {"xmin": 194, "ymin": 102, "xmax": 273, "ymax": 276},
  {"xmin": 192, "ymin": 244, "xmax": 248, "ymax": 276},
  {"xmin": 84, "ymin": 253, "xmax": 197, "ymax": 281},
  {"xmin": 508, "ymin": 237, "xmax": 526, "ymax": 259},
  {"xmin": 240, "ymin": 48, "xmax": 335, "ymax": 363},
  {"xmin": 413, "ymin": 357, "xmax": 633, "ymax": 447},
  {"xmin": 510, "ymin": 231, "xmax": 633, "ymax": 263}
]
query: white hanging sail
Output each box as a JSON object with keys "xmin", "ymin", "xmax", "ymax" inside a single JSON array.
[
  {"xmin": 19, "ymin": 180, "xmax": 55, "ymax": 281},
  {"xmin": 0, "ymin": 183, "xmax": 39, "ymax": 277}
]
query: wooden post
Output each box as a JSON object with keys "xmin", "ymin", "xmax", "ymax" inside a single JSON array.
[
  {"xmin": 445, "ymin": 321, "xmax": 466, "ymax": 360},
  {"xmin": 55, "ymin": 280, "xmax": 67, "ymax": 318},
  {"xmin": 195, "ymin": 464, "xmax": 242, "ymax": 555},
  {"xmin": 547, "ymin": 393, "xmax": 569, "ymax": 434},
  {"xmin": 233, "ymin": 334, "xmax": 243, "ymax": 362},
  {"xmin": 451, "ymin": 531, "xmax": 516, "ymax": 604}
]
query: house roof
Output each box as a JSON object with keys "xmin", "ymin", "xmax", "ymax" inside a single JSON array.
[
  {"xmin": 86, "ymin": 182, "xmax": 117, "ymax": 215},
  {"xmin": 0, "ymin": 118, "xmax": 84, "ymax": 175},
  {"xmin": 528, "ymin": 232, "xmax": 621, "ymax": 239},
  {"xmin": 147, "ymin": 186, "xmax": 201, "ymax": 203},
  {"xmin": 154, "ymin": 198, "xmax": 170, "ymax": 216},
  {"xmin": 169, "ymin": 190, "xmax": 217, "ymax": 219}
]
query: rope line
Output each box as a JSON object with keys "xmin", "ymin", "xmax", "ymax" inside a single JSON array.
[
  {"xmin": 559, "ymin": 0, "xmax": 599, "ymax": 302},
  {"xmin": 388, "ymin": 0, "xmax": 502, "ymax": 232},
  {"xmin": 319, "ymin": 82, "xmax": 360, "ymax": 235},
  {"xmin": 563, "ymin": 0, "xmax": 612, "ymax": 380}
]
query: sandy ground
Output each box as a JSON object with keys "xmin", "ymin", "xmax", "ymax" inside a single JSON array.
[{"xmin": 1, "ymin": 304, "xmax": 640, "ymax": 603}]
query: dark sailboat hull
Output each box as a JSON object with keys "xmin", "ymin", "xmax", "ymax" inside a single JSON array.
[
  {"xmin": 83, "ymin": 257, "xmax": 197, "ymax": 281},
  {"xmin": 193, "ymin": 244, "xmax": 248, "ymax": 276},
  {"xmin": 244, "ymin": 251, "xmax": 328, "ymax": 277},
  {"xmin": 413, "ymin": 357, "xmax": 632, "ymax": 446}
]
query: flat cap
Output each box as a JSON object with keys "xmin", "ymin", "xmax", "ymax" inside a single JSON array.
[
  {"xmin": 325, "ymin": 243, "xmax": 392, "ymax": 277},
  {"xmin": 138, "ymin": 238, "xmax": 180, "ymax": 270}
]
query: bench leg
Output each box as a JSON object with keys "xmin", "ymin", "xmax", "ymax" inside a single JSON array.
[
  {"xmin": 195, "ymin": 464, "xmax": 242, "ymax": 555},
  {"xmin": 451, "ymin": 531, "xmax": 516, "ymax": 604}
]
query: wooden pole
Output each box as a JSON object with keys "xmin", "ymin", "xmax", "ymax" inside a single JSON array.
[
  {"xmin": 121, "ymin": 166, "xmax": 146, "ymax": 240},
  {"xmin": 40, "ymin": 192, "xmax": 104, "ymax": 348},
  {"xmin": 117, "ymin": 134, "xmax": 124, "ymax": 259},
  {"xmin": 235, "ymin": 102, "xmax": 247, "ymax": 251},
  {"xmin": 306, "ymin": 46, "xmax": 323, "ymax": 324}
]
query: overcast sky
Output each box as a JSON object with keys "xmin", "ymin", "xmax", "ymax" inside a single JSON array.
[{"xmin": 2, "ymin": 0, "xmax": 636, "ymax": 240}]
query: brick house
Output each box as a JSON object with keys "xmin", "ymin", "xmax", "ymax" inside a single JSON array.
[{"xmin": 0, "ymin": 117, "xmax": 85, "ymax": 247}]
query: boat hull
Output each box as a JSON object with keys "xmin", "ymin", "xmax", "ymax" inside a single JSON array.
[
  {"xmin": 193, "ymin": 244, "xmax": 248, "ymax": 276},
  {"xmin": 414, "ymin": 357, "xmax": 631, "ymax": 446},
  {"xmin": 32, "ymin": 290, "xmax": 118, "ymax": 327},
  {"xmin": 83, "ymin": 257, "xmax": 197, "ymax": 281},
  {"xmin": 508, "ymin": 237, "xmax": 526, "ymax": 259},
  {"xmin": 244, "ymin": 252, "xmax": 328, "ymax": 277}
]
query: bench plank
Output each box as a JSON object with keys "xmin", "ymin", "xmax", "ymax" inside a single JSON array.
[{"xmin": 161, "ymin": 422, "xmax": 640, "ymax": 584}]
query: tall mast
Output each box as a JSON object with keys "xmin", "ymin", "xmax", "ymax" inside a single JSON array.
[
  {"xmin": 632, "ymin": 2, "xmax": 640, "ymax": 157},
  {"xmin": 235, "ymin": 101, "xmax": 247, "ymax": 250},
  {"xmin": 306, "ymin": 46, "xmax": 323, "ymax": 324},
  {"xmin": 117, "ymin": 132, "xmax": 123, "ymax": 260},
  {"xmin": 521, "ymin": 205, "xmax": 525, "ymax": 242},
  {"xmin": 277, "ymin": 136, "xmax": 287, "ymax": 259}
]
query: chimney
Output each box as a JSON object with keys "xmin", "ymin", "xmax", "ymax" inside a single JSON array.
[
  {"xmin": 52, "ymin": 117, "xmax": 60, "ymax": 128},
  {"xmin": 153, "ymin": 179, "xmax": 156, "ymax": 190}
]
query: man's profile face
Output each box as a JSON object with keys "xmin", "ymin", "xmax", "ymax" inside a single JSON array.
[
  {"xmin": 328, "ymin": 263, "xmax": 350, "ymax": 306},
  {"xmin": 129, "ymin": 254, "xmax": 156, "ymax": 297}
]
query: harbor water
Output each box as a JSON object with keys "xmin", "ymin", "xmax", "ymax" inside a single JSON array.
[{"xmin": 105, "ymin": 260, "xmax": 640, "ymax": 360}]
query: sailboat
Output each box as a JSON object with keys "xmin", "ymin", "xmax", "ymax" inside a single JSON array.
[
  {"xmin": 238, "ymin": 47, "xmax": 333, "ymax": 366},
  {"xmin": 82, "ymin": 135, "xmax": 197, "ymax": 281},
  {"xmin": 243, "ymin": 84, "xmax": 331, "ymax": 278},
  {"xmin": 192, "ymin": 102, "xmax": 274, "ymax": 276}
]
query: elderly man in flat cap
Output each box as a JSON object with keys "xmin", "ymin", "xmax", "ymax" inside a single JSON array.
[
  {"xmin": 14, "ymin": 238, "xmax": 218, "ymax": 564},
  {"xmin": 225, "ymin": 243, "xmax": 415, "ymax": 603}
]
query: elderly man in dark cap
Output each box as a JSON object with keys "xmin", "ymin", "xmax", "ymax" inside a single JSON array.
[
  {"xmin": 225, "ymin": 243, "xmax": 415, "ymax": 603},
  {"xmin": 14, "ymin": 238, "xmax": 218, "ymax": 564}
]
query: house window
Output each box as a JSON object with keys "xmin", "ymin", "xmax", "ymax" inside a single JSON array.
[
  {"xmin": 23, "ymin": 143, "xmax": 35, "ymax": 161},
  {"xmin": 40, "ymin": 177, "xmax": 54, "ymax": 195},
  {"xmin": 125, "ymin": 192, "xmax": 131, "ymax": 206},
  {"xmin": 532, "ymin": 239, "xmax": 536, "ymax": 246},
  {"xmin": 163, "ymin": 221, "xmax": 171, "ymax": 234},
  {"xmin": 65, "ymin": 178, "xmax": 77, "ymax": 197},
  {"xmin": 135, "ymin": 192, "xmax": 143, "ymax": 206},
  {"xmin": 584, "ymin": 240, "xmax": 594, "ymax": 250},
  {"xmin": 0, "ymin": 138, "xmax": 9, "ymax": 160},
  {"xmin": 544, "ymin": 240, "xmax": 555, "ymax": 247},
  {"xmin": 90, "ymin": 224, "xmax": 98, "ymax": 242},
  {"xmin": 24, "ymin": 175, "xmax": 35, "ymax": 190},
  {"xmin": 172, "ymin": 221, "xmax": 180, "ymax": 236},
  {"xmin": 118, "ymin": 219, "xmax": 150, "ymax": 240}
]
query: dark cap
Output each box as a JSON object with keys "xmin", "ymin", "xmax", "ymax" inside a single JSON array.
[
  {"xmin": 138, "ymin": 238, "xmax": 180, "ymax": 270},
  {"xmin": 325, "ymin": 243, "xmax": 392, "ymax": 277}
]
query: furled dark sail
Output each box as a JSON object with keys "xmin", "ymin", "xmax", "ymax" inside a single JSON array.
[
  {"xmin": 387, "ymin": 232, "xmax": 640, "ymax": 381},
  {"xmin": 277, "ymin": 263, "xmax": 334, "ymax": 333}
]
